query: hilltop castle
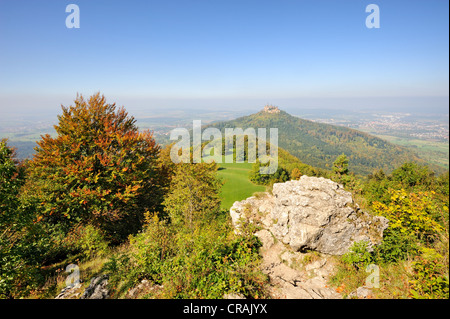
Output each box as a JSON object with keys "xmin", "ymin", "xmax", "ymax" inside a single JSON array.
[{"xmin": 263, "ymin": 104, "xmax": 280, "ymax": 114}]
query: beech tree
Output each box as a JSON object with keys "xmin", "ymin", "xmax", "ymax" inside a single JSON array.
[{"xmin": 29, "ymin": 93, "xmax": 165, "ymax": 242}]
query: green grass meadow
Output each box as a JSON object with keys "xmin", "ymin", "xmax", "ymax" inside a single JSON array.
[{"xmin": 217, "ymin": 162, "xmax": 266, "ymax": 210}]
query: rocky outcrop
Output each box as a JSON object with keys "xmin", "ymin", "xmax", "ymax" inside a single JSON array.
[
  {"xmin": 55, "ymin": 282, "xmax": 84, "ymax": 299},
  {"xmin": 55, "ymin": 274, "xmax": 110, "ymax": 299},
  {"xmin": 230, "ymin": 176, "xmax": 388, "ymax": 256},
  {"xmin": 254, "ymin": 228, "xmax": 342, "ymax": 299},
  {"xmin": 230, "ymin": 176, "xmax": 389, "ymax": 299},
  {"xmin": 81, "ymin": 275, "xmax": 109, "ymax": 299}
]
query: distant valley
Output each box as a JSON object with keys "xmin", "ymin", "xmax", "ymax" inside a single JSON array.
[
  {"xmin": 205, "ymin": 107, "xmax": 445, "ymax": 176},
  {"xmin": 295, "ymin": 109, "xmax": 449, "ymax": 170},
  {"xmin": 1, "ymin": 106, "xmax": 448, "ymax": 173}
]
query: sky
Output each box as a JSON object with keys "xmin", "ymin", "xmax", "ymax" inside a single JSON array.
[{"xmin": 0, "ymin": 0, "xmax": 448, "ymax": 117}]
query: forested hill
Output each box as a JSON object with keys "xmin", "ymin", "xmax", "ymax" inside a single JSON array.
[{"xmin": 205, "ymin": 107, "xmax": 432, "ymax": 176}]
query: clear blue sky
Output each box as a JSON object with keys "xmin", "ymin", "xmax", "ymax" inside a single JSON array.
[{"xmin": 0, "ymin": 0, "xmax": 448, "ymax": 115}]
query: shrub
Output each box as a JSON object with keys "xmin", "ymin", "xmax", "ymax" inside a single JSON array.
[
  {"xmin": 409, "ymin": 247, "xmax": 449, "ymax": 299},
  {"xmin": 64, "ymin": 224, "xmax": 109, "ymax": 259},
  {"xmin": 373, "ymin": 228, "xmax": 419, "ymax": 264},
  {"xmin": 372, "ymin": 189, "xmax": 443, "ymax": 244},
  {"xmin": 341, "ymin": 241, "xmax": 373, "ymax": 270},
  {"xmin": 160, "ymin": 227, "xmax": 266, "ymax": 299},
  {"xmin": 105, "ymin": 213, "xmax": 268, "ymax": 299},
  {"xmin": 249, "ymin": 161, "xmax": 290, "ymax": 185},
  {"xmin": 391, "ymin": 162, "xmax": 435, "ymax": 189}
]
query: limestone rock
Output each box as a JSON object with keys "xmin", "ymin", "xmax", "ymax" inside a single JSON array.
[
  {"xmin": 258, "ymin": 234, "xmax": 341, "ymax": 299},
  {"xmin": 55, "ymin": 274, "xmax": 109, "ymax": 299},
  {"xmin": 230, "ymin": 176, "xmax": 388, "ymax": 256},
  {"xmin": 81, "ymin": 275, "xmax": 109, "ymax": 299},
  {"xmin": 55, "ymin": 282, "xmax": 83, "ymax": 299}
]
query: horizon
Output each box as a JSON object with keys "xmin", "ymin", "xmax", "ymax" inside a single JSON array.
[
  {"xmin": 0, "ymin": 0, "xmax": 449, "ymax": 119},
  {"xmin": 1, "ymin": 96, "xmax": 449, "ymax": 124}
]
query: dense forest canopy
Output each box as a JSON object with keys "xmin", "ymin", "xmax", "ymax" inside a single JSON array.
[{"xmin": 205, "ymin": 109, "xmax": 442, "ymax": 176}]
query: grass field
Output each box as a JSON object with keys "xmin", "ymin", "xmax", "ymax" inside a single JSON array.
[
  {"xmin": 373, "ymin": 134, "xmax": 449, "ymax": 170},
  {"xmin": 217, "ymin": 162, "xmax": 266, "ymax": 210}
]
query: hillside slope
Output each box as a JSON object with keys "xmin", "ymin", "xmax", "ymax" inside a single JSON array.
[{"xmin": 206, "ymin": 107, "xmax": 428, "ymax": 176}]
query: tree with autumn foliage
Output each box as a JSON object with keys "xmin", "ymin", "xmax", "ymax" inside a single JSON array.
[{"xmin": 28, "ymin": 93, "xmax": 165, "ymax": 242}]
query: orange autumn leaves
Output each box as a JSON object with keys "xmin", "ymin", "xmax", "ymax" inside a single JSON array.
[{"xmin": 28, "ymin": 93, "xmax": 166, "ymax": 242}]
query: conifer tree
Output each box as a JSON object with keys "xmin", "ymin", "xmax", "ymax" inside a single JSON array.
[
  {"xmin": 163, "ymin": 162, "xmax": 222, "ymax": 229},
  {"xmin": 333, "ymin": 153, "xmax": 349, "ymax": 176}
]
